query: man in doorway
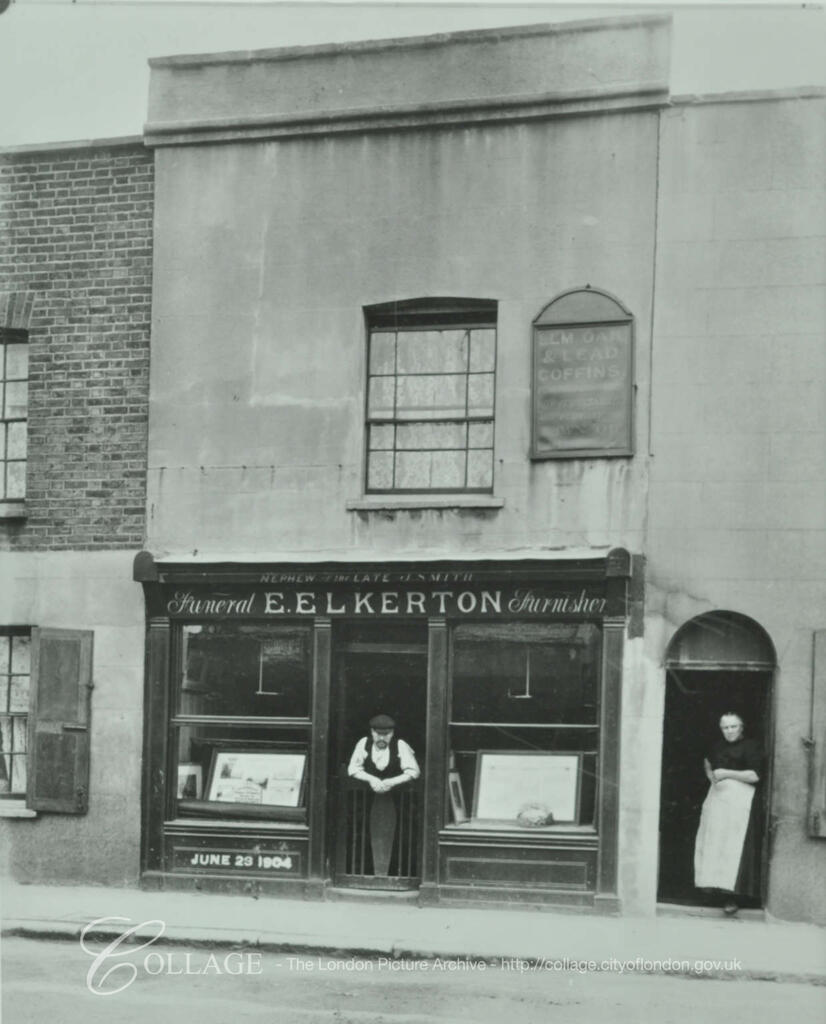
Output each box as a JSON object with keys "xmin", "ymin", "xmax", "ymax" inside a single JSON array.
[{"xmin": 348, "ymin": 713, "xmax": 420, "ymax": 794}]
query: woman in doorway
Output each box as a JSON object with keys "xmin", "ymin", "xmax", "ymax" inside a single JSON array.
[{"xmin": 694, "ymin": 712, "xmax": 762, "ymax": 915}]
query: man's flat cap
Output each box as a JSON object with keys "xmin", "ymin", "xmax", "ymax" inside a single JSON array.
[{"xmin": 369, "ymin": 714, "xmax": 396, "ymax": 729}]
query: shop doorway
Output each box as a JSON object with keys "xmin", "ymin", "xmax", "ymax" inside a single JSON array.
[
  {"xmin": 329, "ymin": 623, "xmax": 428, "ymax": 889},
  {"xmin": 657, "ymin": 612, "xmax": 775, "ymax": 909}
]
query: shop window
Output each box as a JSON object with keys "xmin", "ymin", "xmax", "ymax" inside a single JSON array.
[
  {"xmin": 0, "ymin": 328, "xmax": 28, "ymax": 504},
  {"xmin": 364, "ymin": 299, "xmax": 497, "ymax": 493},
  {"xmin": 173, "ymin": 623, "xmax": 312, "ymax": 823},
  {"xmin": 1, "ymin": 627, "xmax": 93, "ymax": 815},
  {"xmin": 531, "ymin": 287, "xmax": 634, "ymax": 459},
  {"xmin": 447, "ymin": 623, "xmax": 600, "ymax": 831}
]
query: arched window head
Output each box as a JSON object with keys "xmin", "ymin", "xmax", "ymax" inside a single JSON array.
[
  {"xmin": 534, "ymin": 287, "xmax": 631, "ymax": 326},
  {"xmin": 531, "ymin": 286, "xmax": 634, "ymax": 459}
]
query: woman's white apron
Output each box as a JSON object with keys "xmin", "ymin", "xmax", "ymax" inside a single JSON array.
[{"xmin": 694, "ymin": 778, "xmax": 755, "ymax": 891}]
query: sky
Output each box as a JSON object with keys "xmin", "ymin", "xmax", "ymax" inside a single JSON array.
[{"xmin": 0, "ymin": 1, "xmax": 824, "ymax": 147}]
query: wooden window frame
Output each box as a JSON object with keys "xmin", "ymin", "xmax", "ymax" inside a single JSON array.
[
  {"xmin": 0, "ymin": 327, "xmax": 28, "ymax": 506},
  {"xmin": 0, "ymin": 627, "xmax": 31, "ymax": 801},
  {"xmin": 364, "ymin": 300, "xmax": 498, "ymax": 495},
  {"xmin": 446, "ymin": 621, "xmax": 602, "ymax": 831},
  {"xmin": 167, "ymin": 619, "xmax": 315, "ymax": 825}
]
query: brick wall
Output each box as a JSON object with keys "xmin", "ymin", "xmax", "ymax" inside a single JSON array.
[{"xmin": 0, "ymin": 141, "xmax": 152, "ymax": 549}]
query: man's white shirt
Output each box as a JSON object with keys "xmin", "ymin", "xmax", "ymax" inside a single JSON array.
[{"xmin": 348, "ymin": 737, "xmax": 420, "ymax": 779}]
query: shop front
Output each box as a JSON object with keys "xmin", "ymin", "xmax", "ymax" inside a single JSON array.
[{"xmin": 135, "ymin": 550, "xmax": 630, "ymax": 910}]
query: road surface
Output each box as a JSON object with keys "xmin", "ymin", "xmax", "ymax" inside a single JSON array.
[{"xmin": 2, "ymin": 937, "xmax": 824, "ymax": 1024}]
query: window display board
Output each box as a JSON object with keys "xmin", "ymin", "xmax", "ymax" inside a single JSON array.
[
  {"xmin": 472, "ymin": 751, "xmax": 581, "ymax": 824},
  {"xmin": 206, "ymin": 750, "xmax": 306, "ymax": 807}
]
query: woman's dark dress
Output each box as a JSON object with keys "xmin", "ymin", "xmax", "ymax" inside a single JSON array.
[{"xmin": 706, "ymin": 737, "xmax": 763, "ymax": 896}]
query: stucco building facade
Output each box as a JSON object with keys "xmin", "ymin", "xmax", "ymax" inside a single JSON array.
[{"xmin": 2, "ymin": 15, "xmax": 824, "ymax": 923}]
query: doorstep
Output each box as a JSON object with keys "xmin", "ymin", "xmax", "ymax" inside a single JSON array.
[
  {"xmin": 325, "ymin": 886, "xmax": 420, "ymax": 904},
  {"xmin": 657, "ymin": 902, "xmax": 766, "ymax": 922}
]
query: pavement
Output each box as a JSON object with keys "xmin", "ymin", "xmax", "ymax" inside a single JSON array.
[{"xmin": 1, "ymin": 879, "xmax": 824, "ymax": 985}]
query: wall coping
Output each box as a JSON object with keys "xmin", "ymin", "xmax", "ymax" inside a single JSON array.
[
  {"xmin": 0, "ymin": 135, "xmax": 146, "ymax": 158},
  {"xmin": 148, "ymin": 14, "xmax": 671, "ymax": 69},
  {"xmin": 671, "ymin": 85, "xmax": 826, "ymax": 107}
]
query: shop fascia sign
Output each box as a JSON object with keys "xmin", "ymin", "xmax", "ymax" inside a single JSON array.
[{"xmin": 165, "ymin": 583, "xmax": 607, "ymax": 619}]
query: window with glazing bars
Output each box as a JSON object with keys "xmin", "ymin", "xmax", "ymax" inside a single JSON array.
[
  {"xmin": 0, "ymin": 628, "xmax": 30, "ymax": 798},
  {"xmin": 0, "ymin": 329, "xmax": 28, "ymax": 502},
  {"xmin": 365, "ymin": 300, "xmax": 497, "ymax": 493}
]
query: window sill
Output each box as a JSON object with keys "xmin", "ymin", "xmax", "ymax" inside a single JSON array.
[
  {"xmin": 0, "ymin": 501, "xmax": 26, "ymax": 521},
  {"xmin": 347, "ymin": 496, "xmax": 504, "ymax": 511},
  {"xmin": 164, "ymin": 817, "xmax": 308, "ymax": 832},
  {"xmin": 0, "ymin": 800, "xmax": 37, "ymax": 818},
  {"xmin": 441, "ymin": 822, "xmax": 597, "ymax": 838}
]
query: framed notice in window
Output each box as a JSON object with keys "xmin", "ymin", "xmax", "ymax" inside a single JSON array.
[
  {"xmin": 448, "ymin": 770, "xmax": 468, "ymax": 823},
  {"xmin": 206, "ymin": 750, "xmax": 306, "ymax": 807},
  {"xmin": 177, "ymin": 763, "xmax": 203, "ymax": 800},
  {"xmin": 472, "ymin": 751, "xmax": 581, "ymax": 824}
]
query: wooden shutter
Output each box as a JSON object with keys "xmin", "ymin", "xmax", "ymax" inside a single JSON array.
[
  {"xmin": 27, "ymin": 628, "xmax": 94, "ymax": 813},
  {"xmin": 810, "ymin": 631, "xmax": 826, "ymax": 838}
]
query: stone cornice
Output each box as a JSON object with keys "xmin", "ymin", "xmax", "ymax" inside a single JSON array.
[{"xmin": 144, "ymin": 81, "xmax": 670, "ymax": 147}]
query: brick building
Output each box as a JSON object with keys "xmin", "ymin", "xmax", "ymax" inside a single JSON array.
[
  {"xmin": 0, "ymin": 139, "xmax": 152, "ymax": 882},
  {"xmin": 1, "ymin": 16, "xmax": 824, "ymax": 923}
]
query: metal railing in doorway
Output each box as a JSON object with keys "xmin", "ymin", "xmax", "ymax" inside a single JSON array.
[{"xmin": 334, "ymin": 768, "xmax": 421, "ymax": 890}]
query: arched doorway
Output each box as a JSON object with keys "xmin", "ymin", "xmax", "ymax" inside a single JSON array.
[{"xmin": 658, "ymin": 611, "xmax": 775, "ymax": 908}]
